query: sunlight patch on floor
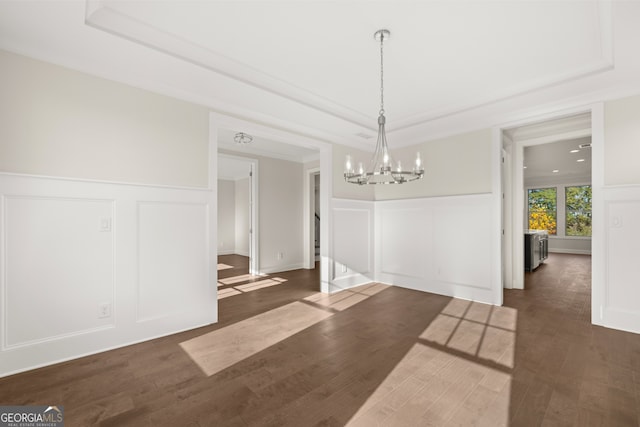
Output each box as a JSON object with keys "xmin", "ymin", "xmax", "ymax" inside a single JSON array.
[
  {"xmin": 420, "ymin": 299, "xmax": 517, "ymax": 369},
  {"xmin": 218, "ymin": 288, "xmax": 242, "ymax": 299},
  {"xmin": 217, "ymin": 277, "xmax": 288, "ymax": 297},
  {"xmin": 186, "ymin": 283, "xmax": 390, "ymax": 376},
  {"xmin": 235, "ymin": 277, "xmax": 287, "ymax": 292},
  {"xmin": 217, "ymin": 263, "xmax": 234, "ymax": 271},
  {"xmin": 180, "ymin": 301, "xmax": 332, "ymax": 376},
  {"xmin": 218, "ymin": 273, "xmax": 254, "ymax": 285},
  {"xmin": 346, "ymin": 299, "xmax": 517, "ymax": 426},
  {"xmin": 304, "ymin": 282, "xmax": 389, "ymax": 311}
]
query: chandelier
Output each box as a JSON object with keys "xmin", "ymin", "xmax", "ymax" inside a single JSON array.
[
  {"xmin": 234, "ymin": 132, "xmax": 253, "ymax": 144},
  {"xmin": 344, "ymin": 29, "xmax": 424, "ymax": 185}
]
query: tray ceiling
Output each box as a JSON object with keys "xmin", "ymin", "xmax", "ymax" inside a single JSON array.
[{"xmin": 1, "ymin": 1, "xmax": 639, "ymax": 150}]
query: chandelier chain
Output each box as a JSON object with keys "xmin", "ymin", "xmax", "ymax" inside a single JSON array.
[{"xmin": 379, "ymin": 31, "xmax": 385, "ymax": 115}]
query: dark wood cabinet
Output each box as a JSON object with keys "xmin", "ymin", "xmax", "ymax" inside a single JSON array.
[{"xmin": 525, "ymin": 231, "xmax": 549, "ymax": 271}]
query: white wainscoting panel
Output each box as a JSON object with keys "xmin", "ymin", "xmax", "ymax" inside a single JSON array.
[
  {"xmin": 3, "ymin": 196, "xmax": 115, "ymax": 348},
  {"xmin": 433, "ymin": 201, "xmax": 492, "ymax": 290},
  {"xmin": 137, "ymin": 202, "xmax": 209, "ymax": 322},
  {"xmin": 600, "ymin": 186, "xmax": 640, "ymax": 333},
  {"xmin": 331, "ymin": 199, "xmax": 375, "ymax": 292},
  {"xmin": 376, "ymin": 194, "xmax": 496, "ymax": 304},
  {"xmin": 380, "ymin": 207, "xmax": 432, "ymax": 279},
  {"xmin": 0, "ymin": 174, "xmax": 216, "ymax": 377}
]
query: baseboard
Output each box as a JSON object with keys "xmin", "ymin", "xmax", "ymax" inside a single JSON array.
[
  {"xmin": 549, "ymin": 249, "xmax": 592, "ymax": 255},
  {"xmin": 330, "ymin": 273, "xmax": 374, "ymax": 293},
  {"xmin": 218, "ymin": 250, "xmax": 249, "ymax": 256},
  {"xmin": 0, "ymin": 320, "xmax": 214, "ymax": 379},
  {"xmin": 260, "ymin": 263, "xmax": 304, "ymax": 275}
]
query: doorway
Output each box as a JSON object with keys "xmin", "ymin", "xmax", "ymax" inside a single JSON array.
[
  {"xmin": 502, "ymin": 111, "xmax": 593, "ymax": 293},
  {"xmin": 217, "ymin": 153, "xmax": 259, "ymax": 276}
]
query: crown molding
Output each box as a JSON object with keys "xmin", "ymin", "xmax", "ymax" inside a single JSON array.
[
  {"xmin": 86, "ymin": 0, "xmax": 615, "ymax": 139},
  {"xmin": 85, "ymin": 1, "xmax": 374, "ymax": 131}
]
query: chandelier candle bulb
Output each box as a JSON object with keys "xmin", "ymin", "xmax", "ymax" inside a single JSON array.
[{"xmin": 345, "ymin": 155, "xmax": 353, "ymax": 174}]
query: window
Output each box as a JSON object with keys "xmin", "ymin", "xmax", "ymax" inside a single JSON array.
[
  {"xmin": 566, "ymin": 185, "xmax": 592, "ymax": 236},
  {"xmin": 528, "ymin": 187, "xmax": 557, "ymax": 235}
]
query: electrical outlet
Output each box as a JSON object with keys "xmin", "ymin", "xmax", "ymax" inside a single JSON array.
[
  {"xmin": 611, "ymin": 216, "xmax": 622, "ymax": 228},
  {"xmin": 99, "ymin": 217, "xmax": 112, "ymax": 232},
  {"xmin": 341, "ymin": 264, "xmax": 348, "ymax": 273},
  {"xmin": 98, "ymin": 302, "xmax": 111, "ymax": 318},
  {"xmin": 277, "ymin": 252, "xmax": 284, "ymax": 260}
]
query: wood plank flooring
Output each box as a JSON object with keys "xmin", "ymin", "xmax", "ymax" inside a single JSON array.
[{"xmin": 1, "ymin": 253, "xmax": 639, "ymax": 426}]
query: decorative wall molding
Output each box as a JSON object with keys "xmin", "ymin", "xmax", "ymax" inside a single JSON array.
[
  {"xmin": 136, "ymin": 201, "xmax": 210, "ymax": 323},
  {"xmin": 375, "ymin": 194, "xmax": 497, "ymax": 304},
  {"xmin": 1, "ymin": 195, "xmax": 116, "ymax": 350},
  {"xmin": 0, "ymin": 173, "xmax": 216, "ymax": 377},
  {"xmin": 0, "ymin": 171, "xmax": 212, "ymax": 192},
  {"xmin": 601, "ymin": 185, "xmax": 640, "ymax": 333},
  {"xmin": 330, "ymin": 199, "xmax": 375, "ymax": 292}
]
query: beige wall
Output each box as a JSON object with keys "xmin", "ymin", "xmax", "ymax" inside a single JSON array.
[
  {"xmin": 0, "ymin": 50, "xmax": 209, "ymax": 187},
  {"xmin": 234, "ymin": 177, "xmax": 251, "ymax": 256},
  {"xmin": 376, "ymin": 129, "xmax": 493, "ymax": 200},
  {"xmin": 604, "ymin": 95, "xmax": 640, "ymax": 185},
  {"xmin": 217, "ymin": 179, "xmax": 236, "ymax": 254}
]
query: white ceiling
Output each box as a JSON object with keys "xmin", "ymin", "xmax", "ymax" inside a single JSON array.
[
  {"xmin": 524, "ymin": 137, "xmax": 592, "ymax": 184},
  {"xmin": 1, "ymin": 1, "xmax": 639, "ymax": 152}
]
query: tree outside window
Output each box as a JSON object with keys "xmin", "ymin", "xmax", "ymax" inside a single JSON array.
[
  {"xmin": 566, "ymin": 185, "xmax": 592, "ymax": 236},
  {"xmin": 528, "ymin": 188, "xmax": 557, "ymax": 235}
]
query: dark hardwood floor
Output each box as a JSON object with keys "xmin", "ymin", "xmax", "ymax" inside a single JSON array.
[{"xmin": 1, "ymin": 253, "xmax": 638, "ymax": 426}]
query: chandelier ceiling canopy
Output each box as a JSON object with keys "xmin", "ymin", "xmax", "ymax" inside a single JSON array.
[{"xmin": 234, "ymin": 132, "xmax": 253, "ymax": 145}]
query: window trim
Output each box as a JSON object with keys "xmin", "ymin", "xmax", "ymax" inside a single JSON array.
[
  {"xmin": 527, "ymin": 186, "xmax": 558, "ymax": 236},
  {"xmin": 526, "ymin": 181, "xmax": 592, "ymax": 240},
  {"xmin": 565, "ymin": 184, "xmax": 592, "ymax": 238}
]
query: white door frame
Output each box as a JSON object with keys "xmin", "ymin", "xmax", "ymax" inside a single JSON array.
[
  {"xmin": 217, "ymin": 152, "xmax": 259, "ymax": 275},
  {"xmin": 502, "ymin": 144, "xmax": 513, "ymax": 289},
  {"xmin": 497, "ymin": 104, "xmax": 602, "ymax": 323},
  {"xmin": 304, "ymin": 167, "xmax": 321, "ymax": 269}
]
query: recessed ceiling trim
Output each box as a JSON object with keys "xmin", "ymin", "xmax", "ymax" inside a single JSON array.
[
  {"xmin": 85, "ymin": 0, "xmax": 614, "ymax": 136},
  {"xmin": 388, "ymin": 60, "xmax": 613, "ymax": 134},
  {"xmin": 85, "ymin": 1, "xmax": 375, "ymax": 131}
]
